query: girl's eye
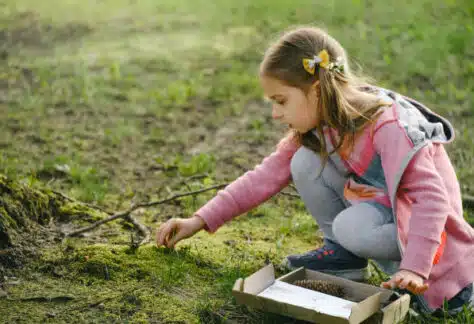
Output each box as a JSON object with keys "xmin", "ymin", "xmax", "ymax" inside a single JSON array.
[{"xmin": 277, "ymin": 100, "xmax": 286, "ymax": 105}]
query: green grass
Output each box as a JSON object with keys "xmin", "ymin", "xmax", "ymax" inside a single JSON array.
[{"xmin": 0, "ymin": 0, "xmax": 473, "ymax": 322}]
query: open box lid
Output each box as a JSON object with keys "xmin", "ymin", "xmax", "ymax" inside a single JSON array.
[{"xmin": 232, "ymin": 264, "xmax": 410, "ymax": 324}]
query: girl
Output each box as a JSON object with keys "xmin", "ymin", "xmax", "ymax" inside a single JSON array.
[{"xmin": 156, "ymin": 27, "xmax": 474, "ymax": 315}]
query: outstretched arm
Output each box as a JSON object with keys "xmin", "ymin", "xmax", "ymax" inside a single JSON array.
[{"xmin": 195, "ymin": 134, "xmax": 300, "ymax": 233}]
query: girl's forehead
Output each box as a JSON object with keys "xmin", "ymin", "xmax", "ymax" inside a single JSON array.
[{"xmin": 261, "ymin": 76, "xmax": 292, "ymax": 96}]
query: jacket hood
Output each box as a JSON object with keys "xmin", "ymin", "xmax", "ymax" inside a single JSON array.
[{"xmin": 364, "ymin": 86, "xmax": 455, "ymax": 144}]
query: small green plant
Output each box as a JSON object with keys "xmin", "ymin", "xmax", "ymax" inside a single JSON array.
[
  {"xmin": 152, "ymin": 79, "xmax": 197, "ymax": 108},
  {"xmin": 177, "ymin": 153, "xmax": 216, "ymax": 177},
  {"xmin": 69, "ymin": 166, "xmax": 109, "ymax": 203}
]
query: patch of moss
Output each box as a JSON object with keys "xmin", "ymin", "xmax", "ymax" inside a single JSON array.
[
  {"xmin": 57, "ymin": 201, "xmax": 105, "ymax": 223},
  {"xmin": 0, "ymin": 174, "xmax": 108, "ymax": 276},
  {"xmin": 0, "ymin": 241, "xmax": 248, "ymax": 323},
  {"xmin": 0, "ymin": 175, "xmax": 53, "ymax": 226},
  {"xmin": 0, "ymin": 207, "xmax": 17, "ymax": 229}
]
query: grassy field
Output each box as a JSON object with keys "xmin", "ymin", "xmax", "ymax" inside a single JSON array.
[{"xmin": 0, "ymin": 0, "xmax": 473, "ymax": 322}]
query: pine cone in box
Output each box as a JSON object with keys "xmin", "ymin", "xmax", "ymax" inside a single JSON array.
[{"xmin": 293, "ymin": 279, "xmax": 345, "ymax": 298}]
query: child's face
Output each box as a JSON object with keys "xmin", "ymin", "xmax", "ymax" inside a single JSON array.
[{"xmin": 260, "ymin": 76, "xmax": 319, "ymax": 133}]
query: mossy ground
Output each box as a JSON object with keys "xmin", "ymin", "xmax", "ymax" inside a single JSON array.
[{"xmin": 0, "ymin": 0, "xmax": 473, "ymax": 322}]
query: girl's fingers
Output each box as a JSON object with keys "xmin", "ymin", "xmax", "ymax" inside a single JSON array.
[
  {"xmin": 402, "ymin": 279, "xmax": 428, "ymax": 295},
  {"xmin": 398, "ymin": 278, "xmax": 411, "ymax": 290},
  {"xmin": 421, "ymin": 284, "xmax": 429, "ymax": 294},
  {"xmin": 381, "ymin": 281, "xmax": 392, "ymax": 289},
  {"xmin": 381, "ymin": 277, "xmax": 398, "ymax": 289},
  {"xmin": 158, "ymin": 221, "xmax": 175, "ymax": 246},
  {"xmin": 380, "ymin": 273, "xmax": 428, "ymax": 295},
  {"xmin": 414, "ymin": 283, "xmax": 429, "ymax": 295},
  {"xmin": 165, "ymin": 226, "xmax": 177, "ymax": 246},
  {"xmin": 167, "ymin": 229, "xmax": 186, "ymax": 248},
  {"xmin": 160, "ymin": 223, "xmax": 170, "ymax": 244},
  {"xmin": 156, "ymin": 224, "xmax": 166, "ymax": 246},
  {"xmin": 163, "ymin": 222, "xmax": 176, "ymax": 245},
  {"xmin": 394, "ymin": 276, "xmax": 404, "ymax": 286}
]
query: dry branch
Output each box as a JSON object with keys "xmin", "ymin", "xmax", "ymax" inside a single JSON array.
[
  {"xmin": 125, "ymin": 214, "xmax": 151, "ymax": 245},
  {"xmin": 65, "ymin": 183, "xmax": 227, "ymax": 239}
]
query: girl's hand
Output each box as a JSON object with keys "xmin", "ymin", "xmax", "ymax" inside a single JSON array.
[
  {"xmin": 381, "ymin": 270, "xmax": 429, "ymax": 295},
  {"xmin": 156, "ymin": 216, "xmax": 205, "ymax": 249}
]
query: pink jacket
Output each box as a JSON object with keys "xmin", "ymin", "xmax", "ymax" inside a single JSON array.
[{"xmin": 194, "ymin": 88, "xmax": 474, "ymax": 310}]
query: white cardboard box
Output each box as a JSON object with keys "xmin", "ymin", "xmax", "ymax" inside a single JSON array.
[{"xmin": 232, "ymin": 264, "xmax": 410, "ymax": 324}]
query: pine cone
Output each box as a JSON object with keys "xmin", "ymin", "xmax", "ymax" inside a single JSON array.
[{"xmin": 292, "ymin": 279, "xmax": 345, "ymax": 298}]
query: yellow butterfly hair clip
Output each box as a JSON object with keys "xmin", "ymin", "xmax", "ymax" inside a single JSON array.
[{"xmin": 302, "ymin": 49, "xmax": 330, "ymax": 75}]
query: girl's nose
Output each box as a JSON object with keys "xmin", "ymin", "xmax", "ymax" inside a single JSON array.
[{"xmin": 272, "ymin": 106, "xmax": 283, "ymax": 120}]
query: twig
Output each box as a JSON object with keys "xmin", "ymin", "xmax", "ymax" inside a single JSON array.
[
  {"xmin": 65, "ymin": 183, "xmax": 227, "ymax": 239},
  {"xmin": 185, "ymin": 173, "xmax": 209, "ymax": 181},
  {"xmin": 288, "ymin": 184, "xmax": 298, "ymax": 192},
  {"xmin": 0, "ymin": 248, "xmax": 13, "ymax": 256},
  {"xmin": 278, "ymin": 191, "xmax": 299, "ymax": 198},
  {"xmin": 125, "ymin": 214, "xmax": 151, "ymax": 245},
  {"xmin": 51, "ymin": 190, "xmax": 75, "ymax": 202},
  {"xmin": 133, "ymin": 183, "xmax": 227, "ymax": 209},
  {"xmin": 11, "ymin": 296, "xmax": 75, "ymax": 303},
  {"xmin": 65, "ymin": 210, "xmax": 130, "ymax": 237}
]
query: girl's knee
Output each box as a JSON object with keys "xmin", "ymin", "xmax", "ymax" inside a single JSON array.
[
  {"xmin": 332, "ymin": 212, "xmax": 353, "ymax": 245},
  {"xmin": 290, "ymin": 146, "xmax": 322, "ymax": 182},
  {"xmin": 332, "ymin": 204, "xmax": 400, "ymax": 260},
  {"xmin": 332, "ymin": 209, "xmax": 367, "ymax": 256}
]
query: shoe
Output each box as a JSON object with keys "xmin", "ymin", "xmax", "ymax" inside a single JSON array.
[
  {"xmin": 283, "ymin": 238, "xmax": 369, "ymax": 281},
  {"xmin": 444, "ymin": 283, "xmax": 474, "ymax": 316},
  {"xmin": 403, "ymin": 283, "xmax": 473, "ymax": 317}
]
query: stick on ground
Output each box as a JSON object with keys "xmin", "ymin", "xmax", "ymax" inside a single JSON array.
[{"xmin": 65, "ymin": 183, "xmax": 227, "ymax": 239}]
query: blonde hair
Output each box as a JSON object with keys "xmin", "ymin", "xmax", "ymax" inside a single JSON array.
[{"xmin": 260, "ymin": 26, "xmax": 389, "ymax": 166}]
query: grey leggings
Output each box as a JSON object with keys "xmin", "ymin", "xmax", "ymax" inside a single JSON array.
[{"xmin": 290, "ymin": 146, "xmax": 401, "ymax": 262}]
